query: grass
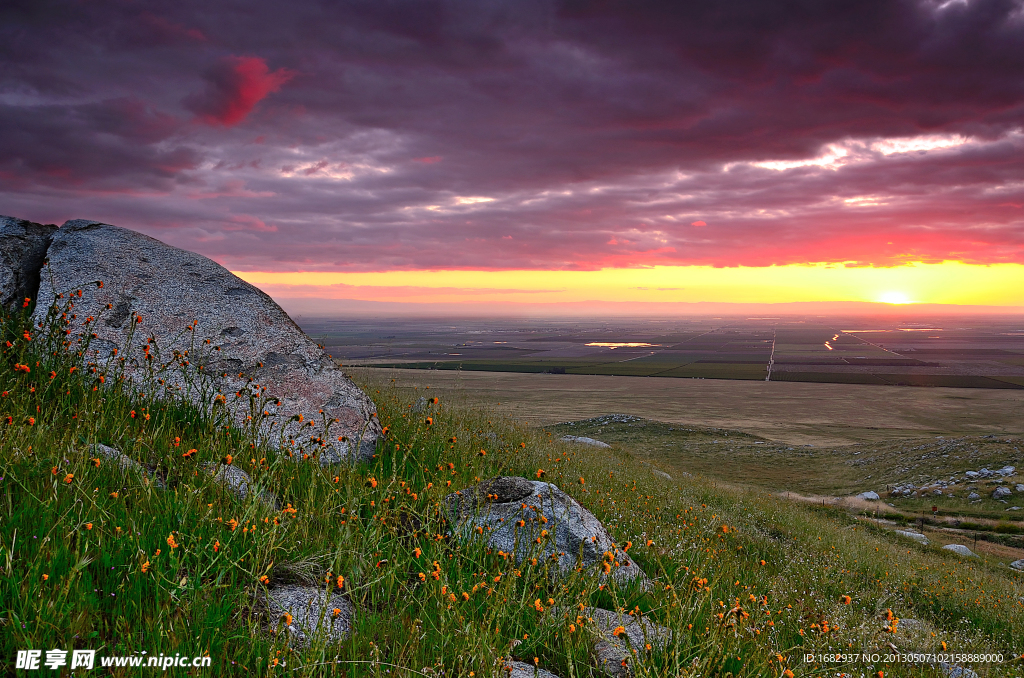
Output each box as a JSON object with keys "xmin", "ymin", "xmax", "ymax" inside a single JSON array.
[{"xmin": 2, "ymin": 302, "xmax": 1024, "ymax": 676}]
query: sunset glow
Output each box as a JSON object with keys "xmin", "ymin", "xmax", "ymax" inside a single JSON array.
[
  {"xmin": 235, "ymin": 261, "xmax": 1024, "ymax": 309},
  {"xmin": 4, "ymin": 2, "xmax": 1024, "ymax": 314}
]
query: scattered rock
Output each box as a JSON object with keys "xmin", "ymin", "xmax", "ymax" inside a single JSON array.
[
  {"xmin": 33, "ymin": 219, "xmax": 381, "ymax": 463},
  {"xmin": 262, "ymin": 584, "xmax": 354, "ymax": 646},
  {"xmin": 446, "ymin": 477, "xmax": 647, "ymax": 585},
  {"xmin": 1009, "ymin": 559, "xmax": 1024, "ymax": 571},
  {"xmin": 992, "ymin": 486, "xmax": 1012, "ymax": 500},
  {"xmin": 91, "ymin": 443, "xmax": 164, "ymax": 489},
  {"xmin": 857, "ymin": 491, "xmax": 880, "ymax": 501},
  {"xmin": 1016, "ymin": 484, "xmax": 1024, "ymax": 493},
  {"xmin": 940, "ymin": 662, "xmax": 979, "ymax": 678},
  {"xmin": 894, "ymin": 530, "xmax": 929, "ymax": 545},
  {"xmin": 502, "ymin": 660, "xmax": 562, "ymax": 678},
  {"xmin": 650, "ymin": 468, "xmax": 672, "ymax": 481},
  {"xmin": 942, "ymin": 544, "xmax": 977, "ymax": 558},
  {"xmin": 967, "ymin": 492, "xmax": 980, "ymax": 500},
  {"xmin": 0, "ymin": 215, "xmax": 57, "ymax": 311},
  {"xmin": 575, "ymin": 607, "xmax": 671, "ymax": 676},
  {"xmin": 206, "ymin": 463, "xmax": 279, "ymax": 509},
  {"xmin": 560, "ymin": 436, "xmax": 611, "ymax": 448}
]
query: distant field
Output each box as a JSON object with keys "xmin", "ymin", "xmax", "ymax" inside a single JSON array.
[
  {"xmin": 323, "ymin": 315, "xmax": 1024, "ymax": 388},
  {"xmin": 347, "ymin": 367, "xmax": 1024, "ymax": 446}
]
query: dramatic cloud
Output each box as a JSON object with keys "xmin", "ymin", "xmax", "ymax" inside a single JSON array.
[
  {"xmin": 184, "ymin": 56, "xmax": 295, "ymax": 126},
  {"xmin": 1, "ymin": 0, "xmax": 1022, "ymax": 271}
]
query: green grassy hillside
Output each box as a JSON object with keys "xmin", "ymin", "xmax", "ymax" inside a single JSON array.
[{"xmin": 2, "ymin": 303, "xmax": 1023, "ymax": 676}]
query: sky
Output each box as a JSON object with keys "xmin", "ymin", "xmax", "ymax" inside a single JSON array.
[{"xmin": 2, "ymin": 0, "xmax": 1024, "ymax": 313}]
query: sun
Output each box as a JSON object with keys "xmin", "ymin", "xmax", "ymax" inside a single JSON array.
[{"xmin": 878, "ymin": 291, "xmax": 913, "ymax": 304}]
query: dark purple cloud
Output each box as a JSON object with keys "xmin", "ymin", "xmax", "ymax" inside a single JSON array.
[{"xmin": 1, "ymin": 0, "xmax": 1023, "ymax": 270}]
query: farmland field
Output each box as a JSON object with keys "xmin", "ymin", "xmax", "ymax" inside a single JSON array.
[{"xmin": 304, "ymin": 314, "xmax": 1024, "ymax": 389}]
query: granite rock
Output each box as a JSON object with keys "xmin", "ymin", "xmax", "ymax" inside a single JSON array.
[
  {"xmin": 262, "ymin": 584, "xmax": 354, "ymax": 645},
  {"xmin": 0, "ymin": 215, "xmax": 57, "ymax": 311},
  {"xmin": 206, "ymin": 463, "xmax": 279, "ymax": 509},
  {"xmin": 446, "ymin": 477, "xmax": 647, "ymax": 585},
  {"xmin": 942, "ymin": 544, "xmax": 977, "ymax": 557},
  {"xmin": 33, "ymin": 220, "xmax": 380, "ymax": 463}
]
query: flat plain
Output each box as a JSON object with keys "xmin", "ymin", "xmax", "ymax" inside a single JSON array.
[
  {"xmin": 348, "ymin": 367, "xmax": 1024, "ymax": 446},
  {"xmin": 313, "ymin": 314, "xmax": 1024, "ymax": 389}
]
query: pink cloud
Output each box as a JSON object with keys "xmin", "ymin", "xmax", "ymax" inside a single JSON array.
[{"xmin": 185, "ymin": 56, "xmax": 295, "ymax": 127}]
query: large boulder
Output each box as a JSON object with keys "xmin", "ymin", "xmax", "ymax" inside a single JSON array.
[
  {"xmin": 0, "ymin": 215, "xmax": 57, "ymax": 311},
  {"xmin": 32, "ymin": 219, "xmax": 380, "ymax": 463},
  {"xmin": 446, "ymin": 477, "xmax": 647, "ymax": 585}
]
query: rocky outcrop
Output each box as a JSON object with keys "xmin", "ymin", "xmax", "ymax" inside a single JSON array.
[
  {"xmin": 33, "ymin": 219, "xmax": 380, "ymax": 463},
  {"xmin": 0, "ymin": 215, "xmax": 57, "ymax": 311},
  {"xmin": 446, "ymin": 477, "xmax": 647, "ymax": 585},
  {"xmin": 262, "ymin": 584, "xmax": 354, "ymax": 645}
]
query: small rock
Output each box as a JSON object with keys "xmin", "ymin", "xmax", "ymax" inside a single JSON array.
[
  {"xmin": 207, "ymin": 463, "xmax": 279, "ymax": 509},
  {"xmin": 502, "ymin": 661, "xmax": 562, "ymax": 678},
  {"xmin": 578, "ymin": 607, "xmax": 671, "ymax": 676},
  {"xmin": 1016, "ymin": 484, "xmax": 1024, "ymax": 493},
  {"xmin": 560, "ymin": 436, "xmax": 611, "ymax": 448},
  {"xmin": 940, "ymin": 662, "xmax": 979, "ymax": 678},
  {"xmin": 446, "ymin": 477, "xmax": 647, "ymax": 585},
  {"xmin": 262, "ymin": 584, "xmax": 354, "ymax": 645},
  {"xmin": 857, "ymin": 491, "xmax": 880, "ymax": 501},
  {"xmin": 410, "ymin": 397, "xmax": 428, "ymax": 413},
  {"xmin": 967, "ymin": 492, "xmax": 980, "ymax": 500},
  {"xmin": 651, "ymin": 468, "xmax": 672, "ymax": 480},
  {"xmin": 894, "ymin": 530, "xmax": 929, "ymax": 545},
  {"xmin": 92, "ymin": 443, "xmax": 164, "ymax": 489},
  {"xmin": 942, "ymin": 544, "xmax": 977, "ymax": 557},
  {"xmin": 992, "ymin": 486, "xmax": 1012, "ymax": 500},
  {"xmin": 1009, "ymin": 559, "xmax": 1024, "ymax": 571}
]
